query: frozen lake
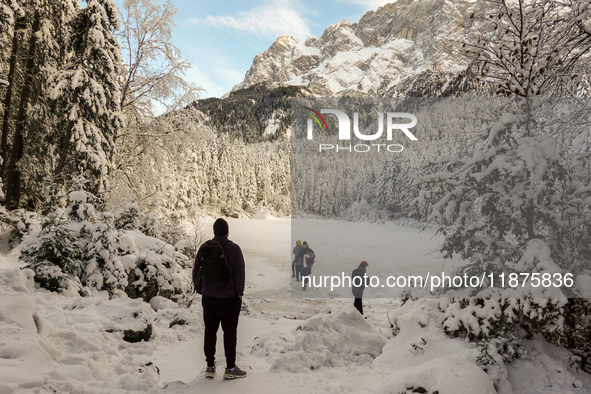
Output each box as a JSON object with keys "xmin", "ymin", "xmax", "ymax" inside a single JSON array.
[{"xmin": 220, "ymin": 217, "xmax": 466, "ymax": 298}]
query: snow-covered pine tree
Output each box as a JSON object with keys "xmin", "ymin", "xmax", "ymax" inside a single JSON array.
[
  {"xmin": 20, "ymin": 210, "xmax": 84, "ymax": 293},
  {"xmin": 1, "ymin": 0, "xmax": 79, "ymax": 209},
  {"xmin": 423, "ymin": 0, "xmax": 591, "ymax": 291},
  {"xmin": 419, "ymin": 0, "xmax": 591, "ymax": 366},
  {"xmin": 63, "ymin": 184, "xmax": 126, "ymax": 295},
  {"xmin": 0, "ymin": 0, "xmax": 22, "ymax": 85},
  {"xmin": 50, "ymin": 0, "xmax": 124, "ymax": 200},
  {"xmin": 83, "ymin": 212, "xmax": 127, "ymax": 295}
]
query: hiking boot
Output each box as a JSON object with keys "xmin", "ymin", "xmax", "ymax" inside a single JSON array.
[
  {"xmin": 205, "ymin": 366, "xmax": 215, "ymax": 378},
  {"xmin": 223, "ymin": 366, "xmax": 247, "ymax": 379}
]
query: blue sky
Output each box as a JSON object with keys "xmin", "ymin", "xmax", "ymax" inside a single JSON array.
[{"xmin": 115, "ymin": 0, "xmax": 395, "ymax": 99}]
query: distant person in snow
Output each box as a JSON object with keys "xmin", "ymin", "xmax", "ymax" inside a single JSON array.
[
  {"xmin": 352, "ymin": 261, "xmax": 369, "ymax": 315},
  {"xmin": 292, "ymin": 240, "xmax": 302, "ymax": 279},
  {"xmin": 192, "ymin": 218, "xmax": 247, "ymax": 380},
  {"xmin": 295, "ymin": 241, "xmax": 315, "ymax": 290}
]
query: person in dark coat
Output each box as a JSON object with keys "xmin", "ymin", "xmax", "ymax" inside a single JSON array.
[
  {"xmin": 295, "ymin": 241, "xmax": 315, "ymax": 290},
  {"xmin": 193, "ymin": 218, "xmax": 247, "ymax": 380},
  {"xmin": 292, "ymin": 240, "xmax": 302, "ymax": 279},
  {"xmin": 352, "ymin": 261, "xmax": 369, "ymax": 314}
]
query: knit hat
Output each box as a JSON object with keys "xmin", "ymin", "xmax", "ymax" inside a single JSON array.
[
  {"xmin": 360, "ymin": 261, "xmax": 369, "ymax": 267},
  {"xmin": 213, "ymin": 218, "xmax": 229, "ymax": 236},
  {"xmin": 296, "ymin": 240, "xmax": 302, "ymax": 245},
  {"xmin": 303, "ymin": 241, "xmax": 308, "ymax": 246}
]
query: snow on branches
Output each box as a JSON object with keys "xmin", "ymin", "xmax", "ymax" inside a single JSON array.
[{"xmin": 464, "ymin": 0, "xmax": 591, "ymax": 97}]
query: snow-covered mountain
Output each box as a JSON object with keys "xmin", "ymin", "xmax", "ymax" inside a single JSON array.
[
  {"xmin": 233, "ymin": 0, "xmax": 488, "ymax": 97},
  {"xmin": 194, "ymin": 0, "xmax": 493, "ymax": 140}
]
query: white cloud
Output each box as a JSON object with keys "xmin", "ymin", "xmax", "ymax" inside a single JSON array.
[
  {"xmin": 335, "ymin": 0, "xmax": 397, "ymax": 11},
  {"xmin": 184, "ymin": 65, "xmax": 245, "ymax": 99},
  {"xmin": 193, "ymin": 0, "xmax": 312, "ymax": 41}
]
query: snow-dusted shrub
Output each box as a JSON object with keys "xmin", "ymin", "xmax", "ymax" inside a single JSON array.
[
  {"xmin": 119, "ymin": 231, "xmax": 190, "ymax": 302},
  {"xmin": 114, "ymin": 203, "xmax": 140, "ymax": 230},
  {"xmin": 66, "ymin": 190, "xmax": 97, "ymax": 222},
  {"xmin": 113, "ymin": 203, "xmax": 190, "ymax": 247},
  {"xmin": 440, "ymin": 294, "xmax": 571, "ymax": 364},
  {"xmin": 20, "ymin": 213, "xmax": 84, "ymax": 293},
  {"xmin": 82, "ymin": 215, "xmax": 128, "ymax": 295},
  {"xmin": 115, "ymin": 203, "xmax": 160, "ymax": 239},
  {"xmin": 21, "ymin": 190, "xmax": 191, "ymax": 301},
  {"xmin": 0, "ymin": 208, "xmax": 40, "ymax": 246}
]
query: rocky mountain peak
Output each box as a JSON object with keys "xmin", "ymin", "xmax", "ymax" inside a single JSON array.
[
  {"xmin": 233, "ymin": 0, "xmax": 490, "ymax": 97},
  {"xmin": 269, "ymin": 34, "xmax": 298, "ymax": 53}
]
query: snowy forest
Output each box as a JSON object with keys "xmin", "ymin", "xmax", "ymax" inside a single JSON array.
[{"xmin": 1, "ymin": 0, "xmax": 591, "ymax": 392}]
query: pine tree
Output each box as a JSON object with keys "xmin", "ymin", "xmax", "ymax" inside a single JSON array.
[
  {"xmin": 83, "ymin": 214, "xmax": 127, "ymax": 294},
  {"xmin": 419, "ymin": 0, "xmax": 591, "ymax": 367},
  {"xmin": 421, "ymin": 0, "xmax": 591, "ymax": 285},
  {"xmin": 50, "ymin": 0, "xmax": 124, "ymax": 199},
  {"xmin": 20, "ymin": 211, "xmax": 83, "ymax": 293},
  {"xmin": 1, "ymin": 0, "xmax": 79, "ymax": 209}
]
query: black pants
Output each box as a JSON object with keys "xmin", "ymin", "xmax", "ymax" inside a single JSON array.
[
  {"xmin": 354, "ymin": 297, "xmax": 363, "ymax": 315},
  {"xmin": 202, "ymin": 294, "xmax": 242, "ymax": 369},
  {"xmin": 295, "ymin": 264, "xmax": 302, "ymax": 281}
]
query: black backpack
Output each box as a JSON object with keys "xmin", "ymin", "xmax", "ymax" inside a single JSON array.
[{"xmin": 193, "ymin": 239, "xmax": 231, "ymax": 293}]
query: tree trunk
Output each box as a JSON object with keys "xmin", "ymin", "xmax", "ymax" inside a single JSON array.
[
  {"xmin": 4, "ymin": 11, "xmax": 40, "ymax": 210},
  {"xmin": 1, "ymin": 17, "xmax": 26, "ymax": 178}
]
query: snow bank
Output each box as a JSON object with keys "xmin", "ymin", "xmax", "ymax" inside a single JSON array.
[
  {"xmin": 0, "ymin": 268, "xmax": 54, "ymax": 393},
  {"xmin": 0, "ymin": 268, "xmax": 37, "ymax": 333},
  {"xmin": 374, "ymin": 299, "xmax": 497, "ymax": 394},
  {"xmin": 250, "ymin": 304, "xmax": 387, "ymax": 372},
  {"xmin": 149, "ymin": 295, "xmax": 178, "ymax": 312},
  {"xmin": 381, "ymin": 356, "xmax": 496, "ymax": 394},
  {"xmin": 0, "ymin": 251, "xmax": 203, "ymax": 393}
]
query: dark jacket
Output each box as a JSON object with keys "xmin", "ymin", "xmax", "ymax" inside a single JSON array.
[
  {"xmin": 352, "ymin": 265, "xmax": 367, "ymax": 298},
  {"xmin": 194, "ymin": 236, "xmax": 245, "ymax": 298},
  {"xmin": 295, "ymin": 246, "xmax": 314, "ymax": 268}
]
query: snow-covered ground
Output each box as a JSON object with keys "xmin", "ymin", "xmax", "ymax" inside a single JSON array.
[{"xmin": 1, "ymin": 218, "xmax": 590, "ymax": 394}]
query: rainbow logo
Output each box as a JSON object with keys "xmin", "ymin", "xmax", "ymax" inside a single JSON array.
[{"xmin": 304, "ymin": 107, "xmax": 328, "ymax": 132}]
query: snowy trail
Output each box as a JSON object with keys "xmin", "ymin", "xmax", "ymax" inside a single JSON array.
[{"xmin": 153, "ymin": 217, "xmax": 333, "ymax": 392}]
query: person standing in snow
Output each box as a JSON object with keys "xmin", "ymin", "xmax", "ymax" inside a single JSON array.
[
  {"xmin": 292, "ymin": 240, "xmax": 302, "ymax": 279},
  {"xmin": 295, "ymin": 241, "xmax": 315, "ymax": 290},
  {"xmin": 192, "ymin": 218, "xmax": 247, "ymax": 380},
  {"xmin": 352, "ymin": 261, "xmax": 369, "ymax": 315}
]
